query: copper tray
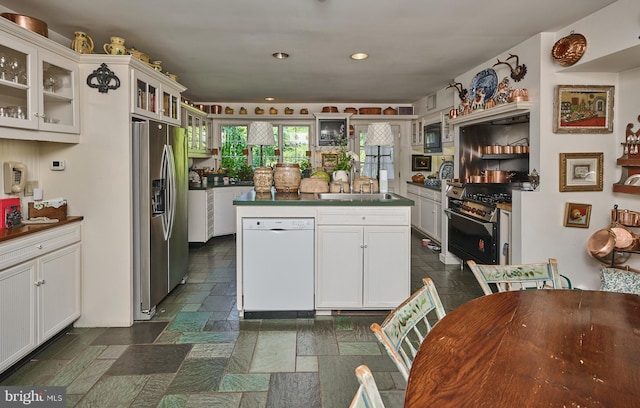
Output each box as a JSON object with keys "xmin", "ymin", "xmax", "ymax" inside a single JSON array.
[{"xmin": 552, "ymin": 33, "xmax": 586, "ymax": 67}]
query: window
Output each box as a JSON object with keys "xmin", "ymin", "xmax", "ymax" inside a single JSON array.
[
  {"xmin": 222, "ymin": 124, "xmax": 310, "ymax": 170},
  {"xmin": 282, "ymin": 126, "xmax": 310, "ymax": 165},
  {"xmin": 359, "ymin": 126, "xmax": 395, "ymax": 179},
  {"xmin": 221, "ymin": 125, "xmax": 247, "ymax": 170}
]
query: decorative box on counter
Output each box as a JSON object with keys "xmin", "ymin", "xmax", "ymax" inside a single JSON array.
[{"xmin": 28, "ymin": 199, "xmax": 67, "ymax": 220}]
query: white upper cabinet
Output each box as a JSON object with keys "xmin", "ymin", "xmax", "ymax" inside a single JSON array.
[
  {"xmin": 0, "ymin": 18, "xmax": 80, "ymax": 141},
  {"xmin": 132, "ymin": 68, "xmax": 181, "ymax": 125}
]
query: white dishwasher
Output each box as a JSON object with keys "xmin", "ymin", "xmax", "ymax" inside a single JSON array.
[{"xmin": 242, "ymin": 218, "xmax": 315, "ymax": 318}]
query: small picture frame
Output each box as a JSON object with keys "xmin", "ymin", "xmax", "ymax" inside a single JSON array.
[
  {"xmin": 411, "ymin": 155, "xmax": 432, "ymax": 171},
  {"xmin": 321, "ymin": 153, "xmax": 338, "ymax": 168},
  {"xmin": 559, "ymin": 152, "xmax": 603, "ymax": 192},
  {"xmin": 553, "ymin": 85, "xmax": 614, "ymax": 133},
  {"xmin": 563, "ymin": 202, "xmax": 592, "ymax": 228}
]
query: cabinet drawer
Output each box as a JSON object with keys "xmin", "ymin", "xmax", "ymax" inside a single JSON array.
[
  {"xmin": 407, "ymin": 184, "xmax": 421, "ymax": 195},
  {"xmin": 0, "ymin": 223, "xmax": 81, "ymax": 271},
  {"xmin": 317, "ymin": 208, "xmax": 409, "ymax": 226}
]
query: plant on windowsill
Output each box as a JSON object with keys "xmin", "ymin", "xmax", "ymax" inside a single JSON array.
[{"xmin": 334, "ymin": 144, "xmax": 359, "ymax": 172}]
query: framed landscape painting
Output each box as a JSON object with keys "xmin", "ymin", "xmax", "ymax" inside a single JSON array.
[{"xmin": 553, "ymin": 85, "xmax": 614, "ymax": 133}]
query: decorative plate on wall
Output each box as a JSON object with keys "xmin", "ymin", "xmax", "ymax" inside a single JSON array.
[
  {"xmin": 438, "ymin": 161, "xmax": 454, "ymax": 180},
  {"xmin": 469, "ymin": 68, "xmax": 498, "ymax": 102}
]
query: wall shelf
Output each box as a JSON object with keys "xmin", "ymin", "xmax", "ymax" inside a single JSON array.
[{"xmin": 449, "ymin": 101, "xmax": 533, "ymax": 127}]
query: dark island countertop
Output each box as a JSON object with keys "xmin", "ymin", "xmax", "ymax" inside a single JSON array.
[
  {"xmin": 0, "ymin": 216, "xmax": 83, "ymax": 243},
  {"xmin": 234, "ymin": 190, "xmax": 414, "ymax": 207},
  {"xmin": 189, "ymin": 182, "xmax": 254, "ymax": 190}
]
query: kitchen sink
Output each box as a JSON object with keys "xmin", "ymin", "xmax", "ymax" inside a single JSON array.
[{"xmin": 317, "ymin": 193, "xmax": 399, "ymax": 201}]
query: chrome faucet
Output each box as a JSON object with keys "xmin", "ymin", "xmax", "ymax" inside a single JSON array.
[{"xmin": 339, "ymin": 182, "xmax": 345, "ymax": 193}]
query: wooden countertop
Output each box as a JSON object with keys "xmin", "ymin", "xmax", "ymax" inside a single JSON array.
[{"xmin": 0, "ymin": 216, "xmax": 83, "ymax": 243}]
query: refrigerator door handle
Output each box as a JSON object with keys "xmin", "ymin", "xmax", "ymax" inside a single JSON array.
[
  {"xmin": 160, "ymin": 144, "xmax": 171, "ymax": 240},
  {"xmin": 166, "ymin": 144, "xmax": 177, "ymax": 239}
]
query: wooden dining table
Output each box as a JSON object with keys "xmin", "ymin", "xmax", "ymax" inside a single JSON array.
[{"xmin": 404, "ymin": 289, "xmax": 640, "ymax": 407}]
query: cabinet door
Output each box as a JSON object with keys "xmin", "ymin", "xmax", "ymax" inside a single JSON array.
[
  {"xmin": 0, "ymin": 35, "xmax": 38, "ymax": 130},
  {"xmin": 407, "ymin": 192, "xmax": 420, "ymax": 228},
  {"xmin": 316, "ymin": 226, "xmax": 363, "ymax": 309},
  {"xmin": 213, "ymin": 187, "xmax": 251, "ymax": 237},
  {"xmin": 0, "ymin": 260, "xmax": 37, "ymax": 373},
  {"xmin": 363, "ymin": 226, "xmax": 410, "ymax": 308},
  {"xmin": 39, "ymin": 50, "xmax": 79, "ymax": 133},
  {"xmin": 161, "ymin": 88, "xmax": 180, "ymax": 125},
  {"xmin": 434, "ymin": 200, "xmax": 442, "ymax": 243},
  {"xmin": 420, "ymin": 196, "xmax": 437, "ymax": 239},
  {"xmin": 38, "ymin": 243, "xmax": 81, "ymax": 343},
  {"xmin": 132, "ymin": 70, "xmax": 159, "ymax": 119},
  {"xmin": 187, "ymin": 190, "xmax": 210, "ymax": 243}
]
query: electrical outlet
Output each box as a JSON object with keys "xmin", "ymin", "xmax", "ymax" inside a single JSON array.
[{"xmin": 24, "ymin": 180, "xmax": 38, "ymax": 196}]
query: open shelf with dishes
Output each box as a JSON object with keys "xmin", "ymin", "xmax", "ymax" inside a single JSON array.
[{"xmin": 613, "ymin": 156, "xmax": 640, "ymax": 194}]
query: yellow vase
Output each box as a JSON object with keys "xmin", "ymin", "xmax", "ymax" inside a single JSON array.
[{"xmin": 71, "ymin": 31, "xmax": 94, "ymax": 54}]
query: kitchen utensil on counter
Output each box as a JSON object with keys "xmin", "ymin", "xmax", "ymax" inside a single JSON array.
[
  {"xmin": 274, "ymin": 163, "xmax": 301, "ymax": 193},
  {"xmin": 468, "ymin": 175, "xmax": 486, "ymax": 183},
  {"xmin": 253, "ymin": 167, "xmax": 273, "ymax": 193},
  {"xmin": 1, "ymin": 13, "xmax": 48, "ymax": 37},
  {"xmin": 411, "ymin": 173, "xmax": 425, "ymax": 183}
]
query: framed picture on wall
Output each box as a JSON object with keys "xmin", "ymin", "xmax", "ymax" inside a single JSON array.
[
  {"xmin": 411, "ymin": 155, "xmax": 432, "ymax": 171},
  {"xmin": 563, "ymin": 202, "xmax": 592, "ymax": 228},
  {"xmin": 553, "ymin": 85, "xmax": 614, "ymax": 133},
  {"xmin": 559, "ymin": 152, "xmax": 603, "ymax": 192}
]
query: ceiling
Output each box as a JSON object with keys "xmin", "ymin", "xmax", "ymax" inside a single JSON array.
[{"xmin": 0, "ymin": 0, "xmax": 617, "ymax": 104}]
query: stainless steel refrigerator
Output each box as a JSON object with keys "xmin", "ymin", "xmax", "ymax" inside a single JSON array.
[{"xmin": 132, "ymin": 119, "xmax": 189, "ymax": 320}]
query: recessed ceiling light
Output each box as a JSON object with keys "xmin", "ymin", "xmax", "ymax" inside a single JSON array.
[
  {"xmin": 272, "ymin": 52, "xmax": 290, "ymax": 59},
  {"xmin": 265, "ymin": 97, "xmax": 275, "ymax": 101},
  {"xmin": 350, "ymin": 52, "xmax": 369, "ymax": 60}
]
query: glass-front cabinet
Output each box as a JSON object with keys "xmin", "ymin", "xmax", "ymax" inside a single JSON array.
[
  {"xmin": 0, "ymin": 34, "xmax": 79, "ymax": 135},
  {"xmin": 132, "ymin": 68, "xmax": 181, "ymax": 126},
  {"xmin": 182, "ymin": 103, "xmax": 211, "ymax": 157}
]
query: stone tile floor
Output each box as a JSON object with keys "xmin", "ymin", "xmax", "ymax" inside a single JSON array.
[{"xmin": 0, "ymin": 231, "xmax": 483, "ymax": 407}]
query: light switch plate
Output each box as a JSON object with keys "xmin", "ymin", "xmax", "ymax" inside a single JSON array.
[{"xmin": 24, "ymin": 180, "xmax": 38, "ymax": 196}]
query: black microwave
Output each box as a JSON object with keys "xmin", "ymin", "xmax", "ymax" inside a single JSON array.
[{"xmin": 424, "ymin": 122, "xmax": 443, "ymax": 154}]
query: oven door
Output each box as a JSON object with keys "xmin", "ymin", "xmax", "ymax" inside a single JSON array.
[{"xmin": 444, "ymin": 209, "xmax": 498, "ymax": 264}]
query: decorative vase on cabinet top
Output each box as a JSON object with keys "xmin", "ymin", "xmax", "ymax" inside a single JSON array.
[
  {"xmin": 70, "ymin": 31, "xmax": 94, "ymax": 54},
  {"xmin": 103, "ymin": 36, "xmax": 126, "ymax": 55}
]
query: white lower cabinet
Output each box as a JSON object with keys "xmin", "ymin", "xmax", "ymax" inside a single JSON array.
[
  {"xmin": 316, "ymin": 208, "xmax": 410, "ymax": 310},
  {"xmin": 189, "ymin": 186, "xmax": 254, "ymax": 243},
  {"xmin": 213, "ymin": 187, "xmax": 253, "ymax": 237},
  {"xmin": 0, "ymin": 223, "xmax": 82, "ymax": 374},
  {"xmin": 188, "ymin": 189, "xmax": 214, "ymax": 243}
]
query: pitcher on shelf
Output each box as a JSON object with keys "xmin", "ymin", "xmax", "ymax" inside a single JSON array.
[
  {"xmin": 103, "ymin": 36, "xmax": 126, "ymax": 55},
  {"xmin": 332, "ymin": 170, "xmax": 349, "ymax": 183},
  {"xmin": 70, "ymin": 31, "xmax": 94, "ymax": 54}
]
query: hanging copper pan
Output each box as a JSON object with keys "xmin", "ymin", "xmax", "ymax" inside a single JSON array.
[{"xmin": 586, "ymin": 228, "xmax": 632, "ymax": 265}]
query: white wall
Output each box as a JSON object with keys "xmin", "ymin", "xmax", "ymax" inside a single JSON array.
[{"xmin": 448, "ymin": 0, "xmax": 640, "ymax": 289}]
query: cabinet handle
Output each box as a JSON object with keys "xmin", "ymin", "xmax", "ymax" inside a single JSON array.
[
  {"xmin": 34, "ymin": 280, "xmax": 40, "ymax": 286},
  {"xmin": 40, "ymin": 279, "xmax": 45, "ymax": 285},
  {"xmin": 36, "ymin": 244, "xmax": 43, "ymax": 249}
]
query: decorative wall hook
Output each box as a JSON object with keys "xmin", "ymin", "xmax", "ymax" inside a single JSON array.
[
  {"xmin": 86, "ymin": 63, "xmax": 120, "ymax": 93},
  {"xmin": 492, "ymin": 54, "xmax": 527, "ymax": 82}
]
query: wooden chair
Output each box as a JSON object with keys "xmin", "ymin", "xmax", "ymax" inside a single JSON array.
[
  {"xmin": 467, "ymin": 258, "xmax": 563, "ymax": 295},
  {"xmin": 348, "ymin": 365, "xmax": 385, "ymax": 408},
  {"xmin": 370, "ymin": 278, "xmax": 446, "ymax": 382}
]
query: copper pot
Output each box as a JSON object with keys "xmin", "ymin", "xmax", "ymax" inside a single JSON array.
[
  {"xmin": 210, "ymin": 105, "xmax": 222, "ymax": 114},
  {"xmin": 483, "ymin": 170, "xmax": 514, "ymax": 183},
  {"xmin": 512, "ymin": 145, "xmax": 524, "ymax": 154},
  {"xmin": 611, "ymin": 209, "xmax": 640, "ymax": 227},
  {"xmin": 468, "ymin": 175, "xmax": 485, "ymax": 183},
  {"xmin": 587, "ymin": 228, "xmax": 633, "ymax": 265},
  {"xmin": 500, "ymin": 145, "xmax": 514, "ymax": 154},
  {"xmin": 1, "ymin": 13, "xmax": 48, "ymax": 37}
]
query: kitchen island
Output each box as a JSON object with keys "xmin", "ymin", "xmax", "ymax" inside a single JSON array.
[{"xmin": 234, "ymin": 190, "xmax": 414, "ymax": 317}]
